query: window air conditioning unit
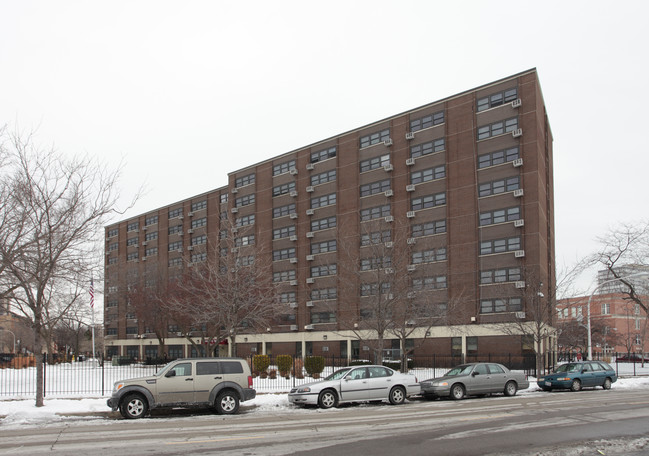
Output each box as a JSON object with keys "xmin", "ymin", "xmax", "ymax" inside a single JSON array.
[
  {"xmin": 384, "ymin": 190, "xmax": 393, "ymax": 197},
  {"xmin": 384, "ymin": 241, "xmax": 393, "ymax": 248},
  {"xmin": 306, "ymin": 254, "xmax": 315, "ymax": 261},
  {"xmin": 142, "ymin": 257, "xmax": 147, "ymax": 261},
  {"xmin": 290, "ymin": 258, "xmax": 298, "ymax": 264},
  {"xmin": 512, "ymin": 158, "xmax": 524, "ymax": 167},
  {"xmin": 382, "ymin": 138, "xmax": 393, "ymax": 146},
  {"xmin": 354, "ymin": 323, "xmax": 359, "ymax": 328},
  {"xmin": 290, "ymin": 280, "xmax": 298, "ymax": 286},
  {"xmin": 231, "ymin": 247, "xmax": 239, "ymax": 253},
  {"xmin": 142, "ymin": 226, "xmax": 147, "ymax": 231},
  {"xmin": 304, "ymin": 324, "xmax": 314, "ymax": 330},
  {"xmin": 188, "ymin": 229, "xmax": 194, "ymax": 234},
  {"xmin": 177, "ymin": 231, "xmax": 183, "ymax": 236},
  {"xmin": 513, "ymin": 189, "xmax": 524, "ymax": 197},
  {"xmin": 178, "ymin": 215, "xmax": 184, "ymax": 220},
  {"xmin": 290, "ymin": 324, "xmax": 298, "ymax": 331},
  {"xmin": 306, "ymin": 278, "xmax": 315, "ymax": 284},
  {"xmin": 231, "ymin": 187, "xmax": 238, "ymax": 193},
  {"xmin": 406, "ymin": 184, "xmax": 416, "ymax": 192},
  {"xmin": 407, "ymin": 237, "xmax": 416, "ymax": 245},
  {"xmin": 514, "ymin": 219, "xmax": 525, "ymax": 227},
  {"xmin": 187, "ymin": 246, "xmax": 193, "ymax": 251},
  {"xmin": 231, "ymin": 227, "xmax": 238, "ymax": 234},
  {"xmin": 406, "ymin": 211, "xmax": 416, "ymax": 218},
  {"xmin": 407, "ymin": 264, "xmax": 416, "ymax": 272},
  {"xmin": 512, "ymin": 129, "xmax": 523, "ymax": 138},
  {"xmin": 384, "ymin": 268, "xmax": 394, "ymax": 274},
  {"xmin": 142, "ymin": 241, "xmax": 148, "ymax": 246},
  {"xmin": 188, "ymin": 212, "xmax": 194, "ymax": 217},
  {"xmin": 290, "ymin": 168, "xmax": 298, "ymax": 175},
  {"xmin": 407, "ymin": 291, "xmax": 416, "ymax": 299},
  {"xmin": 306, "ymin": 301, "xmax": 314, "ymax": 307},
  {"xmin": 514, "ymin": 249, "xmax": 526, "ymax": 258},
  {"xmin": 384, "ymin": 216, "xmax": 394, "ymax": 222},
  {"xmin": 306, "ymin": 186, "xmax": 314, "ymax": 193},
  {"xmin": 405, "ymin": 132, "xmax": 415, "ymax": 140},
  {"xmin": 289, "ymin": 190, "xmax": 298, "ymax": 197},
  {"xmin": 406, "ymin": 158, "xmax": 415, "ymax": 166},
  {"xmin": 470, "ymin": 316, "xmax": 477, "ymax": 322},
  {"xmin": 511, "ymin": 98, "xmax": 522, "ymax": 108},
  {"xmin": 383, "ymin": 164, "xmax": 393, "ymax": 172},
  {"xmin": 306, "ymin": 231, "xmax": 314, "ymax": 238},
  {"xmin": 289, "ymin": 302, "xmax": 298, "ymax": 308},
  {"xmin": 515, "ymin": 311, "xmax": 526, "ymax": 319},
  {"xmin": 515, "ymin": 281, "xmax": 526, "ymax": 289},
  {"xmin": 306, "ymin": 209, "xmax": 315, "ymax": 215},
  {"xmin": 231, "ymin": 207, "xmax": 238, "ymax": 213},
  {"xmin": 289, "ymin": 235, "xmax": 298, "ymax": 241},
  {"xmin": 306, "ymin": 163, "xmax": 315, "ymax": 170},
  {"xmin": 289, "ymin": 212, "xmax": 298, "ymax": 219}
]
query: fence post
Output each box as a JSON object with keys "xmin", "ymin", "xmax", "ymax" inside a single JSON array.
[
  {"xmin": 42, "ymin": 356, "xmax": 46, "ymax": 398},
  {"xmin": 101, "ymin": 355, "xmax": 105, "ymax": 396}
]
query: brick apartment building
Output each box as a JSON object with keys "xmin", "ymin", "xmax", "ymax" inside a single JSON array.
[{"xmin": 104, "ymin": 68, "xmax": 555, "ymax": 362}]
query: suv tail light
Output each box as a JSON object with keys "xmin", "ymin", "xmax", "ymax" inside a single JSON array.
[{"xmin": 248, "ymin": 375, "xmax": 253, "ymax": 388}]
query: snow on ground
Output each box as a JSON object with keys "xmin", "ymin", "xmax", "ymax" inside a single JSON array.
[{"xmin": 2, "ymin": 376, "xmax": 648, "ymax": 429}]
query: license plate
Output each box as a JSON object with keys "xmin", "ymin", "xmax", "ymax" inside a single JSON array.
[{"xmin": 545, "ymin": 381, "xmax": 551, "ymax": 386}]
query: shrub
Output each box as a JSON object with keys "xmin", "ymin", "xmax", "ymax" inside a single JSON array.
[
  {"xmin": 304, "ymin": 356, "xmax": 325, "ymax": 376},
  {"xmin": 253, "ymin": 354, "xmax": 270, "ymax": 374},
  {"xmin": 269, "ymin": 369, "xmax": 277, "ymax": 379},
  {"xmin": 276, "ymin": 355, "xmax": 293, "ymax": 377}
]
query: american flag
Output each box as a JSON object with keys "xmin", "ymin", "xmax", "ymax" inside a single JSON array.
[{"xmin": 90, "ymin": 278, "xmax": 94, "ymax": 308}]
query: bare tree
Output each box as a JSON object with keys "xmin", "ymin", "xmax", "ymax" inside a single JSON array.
[{"xmin": 0, "ymin": 129, "xmax": 135, "ymax": 406}]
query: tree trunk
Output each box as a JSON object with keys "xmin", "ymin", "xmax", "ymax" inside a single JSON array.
[{"xmin": 34, "ymin": 327, "xmax": 44, "ymax": 407}]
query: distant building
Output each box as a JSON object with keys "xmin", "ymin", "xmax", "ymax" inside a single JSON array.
[
  {"xmin": 104, "ymin": 69, "xmax": 555, "ymax": 361},
  {"xmin": 597, "ymin": 265, "xmax": 649, "ymax": 294}
]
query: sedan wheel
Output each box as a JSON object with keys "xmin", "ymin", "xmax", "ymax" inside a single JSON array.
[
  {"xmin": 389, "ymin": 386, "xmax": 406, "ymax": 405},
  {"xmin": 570, "ymin": 379, "xmax": 582, "ymax": 392},
  {"xmin": 504, "ymin": 381, "xmax": 518, "ymax": 397},
  {"xmin": 603, "ymin": 378, "xmax": 612, "ymax": 390},
  {"xmin": 451, "ymin": 384, "xmax": 465, "ymax": 400},
  {"xmin": 318, "ymin": 390, "xmax": 338, "ymax": 409}
]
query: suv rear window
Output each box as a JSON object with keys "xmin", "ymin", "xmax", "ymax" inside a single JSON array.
[
  {"xmin": 221, "ymin": 361, "xmax": 244, "ymax": 374},
  {"xmin": 196, "ymin": 362, "xmax": 220, "ymax": 375}
]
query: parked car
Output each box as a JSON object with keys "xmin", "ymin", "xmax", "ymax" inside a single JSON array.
[
  {"xmin": 537, "ymin": 361, "xmax": 617, "ymax": 392},
  {"xmin": 107, "ymin": 358, "xmax": 256, "ymax": 419},
  {"xmin": 419, "ymin": 362, "xmax": 529, "ymax": 400},
  {"xmin": 288, "ymin": 365, "xmax": 420, "ymax": 409},
  {"xmin": 615, "ymin": 353, "xmax": 649, "ymax": 363}
]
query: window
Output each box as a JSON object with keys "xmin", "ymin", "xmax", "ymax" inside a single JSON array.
[
  {"xmin": 127, "ymin": 252, "xmax": 138, "ymax": 261},
  {"xmin": 477, "ymin": 117, "xmax": 519, "ymax": 140},
  {"xmin": 273, "ymin": 270, "xmax": 296, "ymax": 282},
  {"xmin": 107, "ymin": 257, "xmax": 117, "ymax": 265},
  {"xmin": 410, "ymin": 111, "xmax": 444, "ymax": 131},
  {"xmin": 480, "ymin": 236, "xmax": 521, "ymax": 255},
  {"xmin": 145, "ymin": 247, "xmax": 158, "ymax": 257},
  {"xmin": 311, "ymin": 264, "xmax": 337, "ymax": 277},
  {"xmin": 235, "ymin": 194, "xmax": 255, "ymax": 207},
  {"xmin": 311, "ymin": 312, "xmax": 336, "ymax": 324},
  {"xmin": 479, "ymin": 176, "xmax": 520, "ymax": 197},
  {"xmin": 273, "ymin": 182, "xmax": 296, "ymax": 197},
  {"xmin": 145, "ymin": 215, "xmax": 158, "ymax": 226},
  {"xmin": 191, "ymin": 200, "xmax": 207, "ymax": 212},
  {"xmin": 168, "ymin": 208, "xmax": 183, "ymax": 219},
  {"xmin": 191, "ymin": 217, "xmax": 207, "ymax": 229},
  {"xmin": 235, "ymin": 173, "xmax": 255, "ymax": 188},
  {"xmin": 220, "ymin": 211, "xmax": 227, "ymax": 220},
  {"xmin": 478, "ymin": 147, "xmax": 520, "ymax": 169},
  {"xmin": 410, "ymin": 139, "xmax": 445, "ymax": 158},
  {"xmin": 236, "ymin": 255, "xmax": 255, "ymax": 266},
  {"xmin": 360, "ymin": 179, "xmax": 391, "ymax": 197},
  {"xmin": 143, "ymin": 230, "xmax": 157, "ymax": 241},
  {"xmin": 311, "ymin": 170, "xmax": 336, "ymax": 186},
  {"xmin": 480, "ymin": 297, "xmax": 522, "ymax": 314},
  {"xmin": 480, "ymin": 267, "xmax": 521, "ymax": 284},
  {"xmin": 360, "ymin": 154, "xmax": 390, "ymax": 173},
  {"xmin": 107, "ymin": 228, "xmax": 118, "ymax": 238},
  {"xmin": 311, "ymin": 288, "xmax": 337, "ymax": 300},
  {"xmin": 273, "ymin": 247, "xmax": 296, "ymax": 261},
  {"xmin": 311, "ymin": 146, "xmax": 336, "ymax": 163},
  {"xmin": 412, "ymin": 276, "xmax": 447, "ymax": 290},
  {"xmin": 360, "ymin": 129, "xmax": 390, "ymax": 148},
  {"xmin": 106, "ymin": 299, "xmax": 118, "ymax": 308},
  {"xmin": 311, "ymin": 216, "xmax": 336, "ymax": 231},
  {"xmin": 219, "ymin": 230, "xmax": 227, "ymax": 240},
  {"xmin": 108, "ymin": 285, "xmax": 118, "ymax": 293},
  {"xmin": 311, "ymin": 240, "xmax": 337, "ymax": 254},
  {"xmin": 311, "ymin": 193, "xmax": 336, "ymax": 209},
  {"xmin": 602, "ymin": 303, "xmax": 610, "ymax": 315},
  {"xmin": 479, "ymin": 207, "xmax": 520, "ymax": 226},
  {"xmin": 360, "ymin": 282, "xmax": 391, "ymax": 296},
  {"xmin": 220, "ymin": 193, "xmax": 228, "ymax": 204},
  {"xmin": 361, "ymin": 230, "xmax": 391, "ymax": 246},
  {"xmin": 168, "ymin": 257, "xmax": 182, "ymax": 267},
  {"xmin": 235, "ymin": 214, "xmax": 255, "ymax": 227},
  {"xmin": 412, "ymin": 248, "xmax": 447, "ymax": 264},
  {"xmin": 191, "ymin": 252, "xmax": 207, "ymax": 263},
  {"xmin": 411, "ymin": 193, "xmax": 446, "ymax": 211},
  {"xmin": 191, "ymin": 235, "xmax": 207, "ymax": 246},
  {"xmin": 273, "ymin": 159, "xmax": 296, "ymax": 176},
  {"xmin": 168, "ymin": 241, "xmax": 182, "ymax": 251},
  {"xmin": 360, "ymin": 205, "xmax": 391, "ymax": 221},
  {"xmin": 108, "ymin": 242, "xmax": 118, "ymax": 251},
  {"xmin": 280, "ymin": 292, "xmax": 296, "ymax": 304},
  {"xmin": 168, "ymin": 224, "xmax": 183, "ymax": 235},
  {"xmin": 273, "ymin": 203, "xmax": 296, "ymax": 218},
  {"xmin": 106, "ymin": 328, "xmax": 118, "ymax": 336},
  {"xmin": 273, "ymin": 225, "xmax": 296, "ymax": 240},
  {"xmin": 412, "ymin": 220, "xmax": 446, "ymax": 237},
  {"xmin": 234, "ymin": 235, "xmax": 255, "ymax": 246},
  {"xmin": 360, "ymin": 256, "xmax": 391, "ymax": 271},
  {"xmin": 127, "ymin": 221, "xmax": 139, "ymax": 232},
  {"xmin": 477, "ymin": 87, "xmax": 517, "ymax": 112},
  {"xmin": 411, "ymin": 166, "xmax": 446, "ymax": 184}
]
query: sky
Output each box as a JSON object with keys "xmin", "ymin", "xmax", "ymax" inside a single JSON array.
[{"xmin": 1, "ymin": 0, "xmax": 648, "ymax": 294}]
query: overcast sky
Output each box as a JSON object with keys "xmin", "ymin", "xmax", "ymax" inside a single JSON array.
[{"xmin": 1, "ymin": 0, "xmax": 647, "ymax": 293}]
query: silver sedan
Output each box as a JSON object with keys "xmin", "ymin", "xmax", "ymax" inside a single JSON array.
[
  {"xmin": 420, "ymin": 362, "xmax": 529, "ymax": 400},
  {"xmin": 288, "ymin": 365, "xmax": 421, "ymax": 409}
]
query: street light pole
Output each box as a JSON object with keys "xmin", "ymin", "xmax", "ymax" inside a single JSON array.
[
  {"xmin": 0, "ymin": 327, "xmax": 16, "ymax": 353},
  {"xmin": 586, "ymin": 272, "xmax": 649, "ymax": 360}
]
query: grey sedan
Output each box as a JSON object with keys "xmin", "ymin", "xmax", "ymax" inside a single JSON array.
[{"xmin": 420, "ymin": 362, "xmax": 529, "ymax": 400}]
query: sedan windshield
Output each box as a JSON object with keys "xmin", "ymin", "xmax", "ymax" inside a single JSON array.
[
  {"xmin": 554, "ymin": 363, "xmax": 581, "ymax": 373},
  {"xmin": 445, "ymin": 365, "xmax": 474, "ymax": 376},
  {"xmin": 324, "ymin": 368, "xmax": 352, "ymax": 381}
]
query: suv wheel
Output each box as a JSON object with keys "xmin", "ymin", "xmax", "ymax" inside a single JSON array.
[
  {"xmin": 120, "ymin": 393, "xmax": 148, "ymax": 419},
  {"xmin": 215, "ymin": 390, "xmax": 240, "ymax": 414}
]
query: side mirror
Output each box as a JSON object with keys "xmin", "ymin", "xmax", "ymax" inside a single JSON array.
[
  {"xmin": 165, "ymin": 370, "xmax": 176, "ymax": 378},
  {"xmin": 472, "ymin": 371, "xmax": 479, "ymax": 376}
]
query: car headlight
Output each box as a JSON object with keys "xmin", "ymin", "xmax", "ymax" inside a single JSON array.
[
  {"xmin": 433, "ymin": 381, "xmax": 448, "ymax": 387},
  {"xmin": 297, "ymin": 386, "xmax": 311, "ymax": 393},
  {"xmin": 113, "ymin": 382, "xmax": 125, "ymax": 393},
  {"xmin": 538, "ymin": 377, "xmax": 544, "ymax": 382},
  {"xmin": 557, "ymin": 377, "xmax": 570, "ymax": 381}
]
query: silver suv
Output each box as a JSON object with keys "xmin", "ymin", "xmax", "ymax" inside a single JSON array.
[{"xmin": 107, "ymin": 358, "xmax": 256, "ymax": 419}]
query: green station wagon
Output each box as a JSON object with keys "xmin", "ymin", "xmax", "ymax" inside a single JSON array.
[{"xmin": 537, "ymin": 361, "xmax": 617, "ymax": 392}]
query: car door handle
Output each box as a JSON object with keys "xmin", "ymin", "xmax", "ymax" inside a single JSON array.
[
  {"xmin": 214, "ymin": 376, "xmax": 222, "ymax": 379},
  {"xmin": 185, "ymin": 378, "xmax": 193, "ymax": 381}
]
